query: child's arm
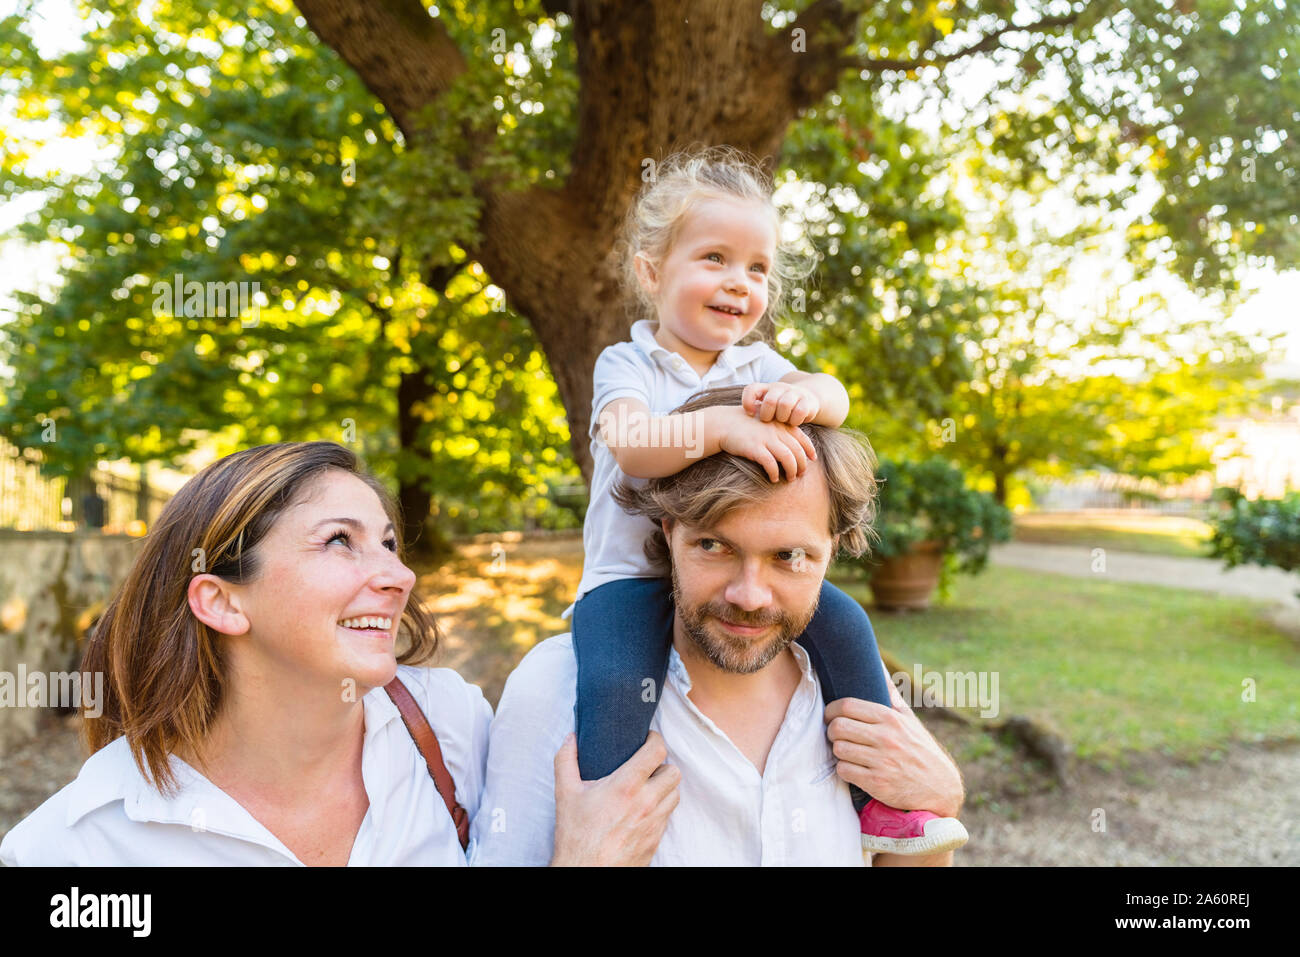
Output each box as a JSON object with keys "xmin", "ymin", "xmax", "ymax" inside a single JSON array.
[
  {"xmin": 742, "ymin": 371, "xmax": 850, "ymax": 429},
  {"xmin": 599, "ymin": 396, "xmax": 816, "ymax": 483}
]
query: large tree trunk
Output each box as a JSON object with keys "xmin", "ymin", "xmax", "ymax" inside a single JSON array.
[
  {"xmin": 470, "ymin": 1, "xmax": 862, "ymax": 482},
  {"xmin": 396, "ymin": 360, "xmax": 450, "ymax": 561},
  {"xmin": 393, "ymin": 262, "xmax": 463, "ymax": 558}
]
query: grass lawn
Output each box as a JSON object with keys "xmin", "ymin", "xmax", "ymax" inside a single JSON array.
[
  {"xmin": 1012, "ymin": 511, "xmax": 1213, "ymax": 560},
  {"xmin": 831, "ymin": 565, "xmax": 1300, "ymax": 767}
]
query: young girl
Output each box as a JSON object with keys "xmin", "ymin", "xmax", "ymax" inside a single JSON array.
[{"xmin": 570, "ymin": 145, "xmax": 968, "ymax": 857}]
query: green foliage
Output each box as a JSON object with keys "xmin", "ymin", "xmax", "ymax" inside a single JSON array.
[
  {"xmin": 0, "ymin": 0, "xmax": 581, "ymax": 532},
  {"xmin": 976, "ymin": 0, "xmax": 1300, "ymax": 300},
  {"xmin": 778, "ymin": 78, "xmax": 976, "ymax": 422},
  {"xmin": 864, "ymin": 457, "xmax": 1012, "ymax": 575},
  {"xmin": 837, "ymin": 114, "xmax": 1275, "ymax": 499},
  {"xmin": 0, "ymin": 0, "xmax": 1293, "ymax": 535},
  {"xmin": 1208, "ymin": 488, "xmax": 1300, "ymax": 585}
]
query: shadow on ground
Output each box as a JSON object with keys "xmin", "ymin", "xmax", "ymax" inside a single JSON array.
[{"xmin": 417, "ymin": 533, "xmax": 584, "ymax": 707}]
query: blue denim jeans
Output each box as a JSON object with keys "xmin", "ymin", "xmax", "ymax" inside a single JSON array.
[{"xmin": 572, "ymin": 576, "xmax": 891, "ymax": 809}]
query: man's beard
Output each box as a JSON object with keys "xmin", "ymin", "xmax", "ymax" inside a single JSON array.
[{"xmin": 669, "ymin": 561, "xmax": 820, "ymax": 675}]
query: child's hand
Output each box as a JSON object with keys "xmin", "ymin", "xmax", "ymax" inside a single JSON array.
[
  {"xmin": 742, "ymin": 382, "xmax": 822, "ymax": 427},
  {"xmin": 718, "ymin": 407, "xmax": 817, "ymax": 483}
]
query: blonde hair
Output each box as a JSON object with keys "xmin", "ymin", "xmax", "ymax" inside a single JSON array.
[
  {"xmin": 613, "ymin": 386, "xmax": 880, "ymax": 574},
  {"xmin": 617, "ymin": 145, "xmax": 806, "ymax": 330},
  {"xmin": 82, "ymin": 441, "xmax": 442, "ymax": 794}
]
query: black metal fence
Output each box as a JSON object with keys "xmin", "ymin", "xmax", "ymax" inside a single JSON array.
[{"xmin": 0, "ymin": 438, "xmax": 172, "ymax": 532}]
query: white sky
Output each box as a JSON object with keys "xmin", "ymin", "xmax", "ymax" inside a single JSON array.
[{"xmin": 2, "ymin": 0, "xmax": 1297, "ymax": 380}]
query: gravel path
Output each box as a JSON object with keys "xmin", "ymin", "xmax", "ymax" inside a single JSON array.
[
  {"xmin": 990, "ymin": 542, "xmax": 1300, "ymax": 609},
  {"xmin": 0, "ymin": 712, "xmax": 85, "ymax": 846}
]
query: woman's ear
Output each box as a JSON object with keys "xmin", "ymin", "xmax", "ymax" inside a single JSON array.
[{"xmin": 187, "ymin": 575, "xmax": 250, "ymax": 637}]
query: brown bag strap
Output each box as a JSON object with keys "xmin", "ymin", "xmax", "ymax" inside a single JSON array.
[{"xmin": 384, "ymin": 675, "xmax": 470, "ymax": 851}]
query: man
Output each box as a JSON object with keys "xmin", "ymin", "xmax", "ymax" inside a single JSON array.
[{"xmin": 471, "ymin": 387, "xmax": 965, "ymax": 866}]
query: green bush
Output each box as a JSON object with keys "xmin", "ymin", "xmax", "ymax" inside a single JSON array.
[
  {"xmin": 863, "ymin": 457, "xmax": 1013, "ymax": 577},
  {"xmin": 1208, "ymin": 488, "xmax": 1300, "ymax": 582}
]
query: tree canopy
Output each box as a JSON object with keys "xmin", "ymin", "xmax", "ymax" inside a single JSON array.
[{"xmin": 1, "ymin": 0, "xmax": 1294, "ymax": 537}]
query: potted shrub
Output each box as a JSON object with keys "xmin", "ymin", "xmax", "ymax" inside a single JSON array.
[
  {"xmin": 1208, "ymin": 487, "xmax": 1300, "ymax": 596},
  {"xmin": 861, "ymin": 457, "xmax": 1012, "ymax": 610}
]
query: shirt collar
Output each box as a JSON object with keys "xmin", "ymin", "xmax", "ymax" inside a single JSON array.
[
  {"xmin": 665, "ymin": 639, "xmax": 822, "ymax": 756},
  {"xmin": 630, "ymin": 319, "xmax": 773, "ymax": 377},
  {"xmin": 65, "ymin": 683, "xmax": 403, "ymax": 837},
  {"xmin": 62, "ymin": 737, "xmax": 266, "ymax": 844}
]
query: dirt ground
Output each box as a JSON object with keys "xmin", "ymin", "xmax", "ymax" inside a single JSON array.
[
  {"xmin": 959, "ymin": 742, "xmax": 1300, "ymax": 866},
  {"xmin": 933, "ymin": 719, "xmax": 1299, "ymax": 866}
]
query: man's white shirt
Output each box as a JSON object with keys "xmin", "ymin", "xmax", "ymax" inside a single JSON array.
[
  {"xmin": 0, "ymin": 665, "xmax": 492, "ymax": 867},
  {"xmin": 470, "ymin": 633, "xmax": 870, "ymax": 866}
]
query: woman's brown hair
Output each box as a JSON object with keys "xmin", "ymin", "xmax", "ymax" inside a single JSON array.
[{"xmin": 81, "ymin": 441, "xmax": 441, "ymax": 794}]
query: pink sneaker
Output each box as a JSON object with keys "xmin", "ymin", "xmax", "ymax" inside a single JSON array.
[{"xmin": 859, "ymin": 799, "xmax": 969, "ymax": 856}]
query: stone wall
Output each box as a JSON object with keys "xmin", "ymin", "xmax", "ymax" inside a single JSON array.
[{"xmin": 0, "ymin": 531, "xmax": 143, "ymax": 748}]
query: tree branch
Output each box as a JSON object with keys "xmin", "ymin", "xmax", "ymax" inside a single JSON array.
[
  {"xmin": 769, "ymin": 0, "xmax": 867, "ymax": 112},
  {"xmin": 845, "ymin": 11, "xmax": 1083, "ymax": 74},
  {"xmin": 293, "ymin": 0, "xmax": 467, "ymax": 142}
]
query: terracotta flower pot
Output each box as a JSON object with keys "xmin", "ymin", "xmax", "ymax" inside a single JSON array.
[{"xmin": 867, "ymin": 540, "xmax": 944, "ymax": 610}]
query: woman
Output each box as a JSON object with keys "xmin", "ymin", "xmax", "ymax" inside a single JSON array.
[{"xmin": 0, "ymin": 442, "xmax": 676, "ymax": 866}]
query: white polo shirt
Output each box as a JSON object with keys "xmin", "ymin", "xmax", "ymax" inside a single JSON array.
[
  {"xmin": 0, "ymin": 665, "xmax": 492, "ymax": 867},
  {"xmin": 574, "ymin": 319, "xmax": 797, "ymax": 604},
  {"xmin": 469, "ymin": 633, "xmax": 872, "ymax": 866}
]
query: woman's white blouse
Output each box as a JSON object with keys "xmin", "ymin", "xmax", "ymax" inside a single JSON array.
[{"xmin": 0, "ymin": 665, "xmax": 492, "ymax": 867}]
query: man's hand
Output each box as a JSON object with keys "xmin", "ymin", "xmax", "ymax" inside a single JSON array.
[
  {"xmin": 717, "ymin": 405, "xmax": 817, "ymax": 482},
  {"xmin": 742, "ymin": 381, "xmax": 821, "ymax": 427},
  {"xmin": 550, "ymin": 731, "xmax": 681, "ymax": 866},
  {"xmin": 824, "ymin": 678, "xmax": 964, "ymax": 820}
]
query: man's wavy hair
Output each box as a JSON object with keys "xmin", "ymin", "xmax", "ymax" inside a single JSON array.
[{"xmin": 612, "ymin": 386, "xmax": 880, "ymax": 574}]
